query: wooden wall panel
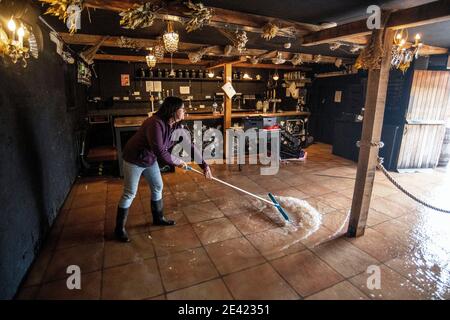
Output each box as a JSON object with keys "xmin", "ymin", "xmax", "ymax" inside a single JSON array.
[{"xmin": 397, "ymin": 70, "xmax": 450, "ymax": 169}]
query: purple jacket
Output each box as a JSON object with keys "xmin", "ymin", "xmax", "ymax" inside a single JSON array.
[{"xmin": 122, "ymin": 115, "xmax": 207, "ymax": 169}]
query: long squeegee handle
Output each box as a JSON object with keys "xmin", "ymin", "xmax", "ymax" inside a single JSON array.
[{"xmin": 185, "ymin": 165, "xmax": 275, "ymax": 206}]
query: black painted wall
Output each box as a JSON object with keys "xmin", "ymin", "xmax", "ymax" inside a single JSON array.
[{"xmin": 0, "ymin": 5, "xmax": 86, "ymax": 299}]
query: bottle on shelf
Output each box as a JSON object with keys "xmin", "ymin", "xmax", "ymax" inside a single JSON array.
[
  {"xmin": 198, "ymin": 69, "xmax": 204, "ymax": 79},
  {"xmin": 178, "ymin": 69, "xmax": 183, "ymax": 78},
  {"xmin": 185, "ymin": 69, "xmax": 190, "ymax": 78},
  {"xmin": 164, "ymin": 69, "xmax": 169, "ymax": 78},
  {"xmin": 148, "ymin": 69, "xmax": 154, "ymax": 78},
  {"xmin": 157, "ymin": 68, "xmax": 162, "ymax": 78},
  {"xmin": 191, "ymin": 69, "xmax": 196, "ymax": 78}
]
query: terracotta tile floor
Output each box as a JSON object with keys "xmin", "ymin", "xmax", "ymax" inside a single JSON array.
[{"xmin": 16, "ymin": 143, "xmax": 450, "ymax": 300}]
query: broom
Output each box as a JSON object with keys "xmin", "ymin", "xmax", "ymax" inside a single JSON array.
[{"xmin": 185, "ymin": 165, "xmax": 290, "ymax": 222}]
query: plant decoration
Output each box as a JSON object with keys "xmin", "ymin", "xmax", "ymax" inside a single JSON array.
[
  {"xmin": 262, "ymin": 22, "xmax": 278, "ymax": 40},
  {"xmin": 117, "ymin": 36, "xmax": 141, "ymax": 51},
  {"xmin": 119, "ymin": 1, "xmax": 163, "ymax": 30},
  {"xmin": 184, "ymin": 1, "xmax": 213, "ymax": 33},
  {"xmin": 290, "ymin": 53, "xmax": 303, "ymax": 66},
  {"xmin": 218, "ymin": 29, "xmax": 248, "ymax": 53},
  {"xmin": 354, "ymin": 11, "xmax": 391, "ymax": 71},
  {"xmin": 39, "ymin": 0, "xmax": 84, "ymax": 34},
  {"xmin": 354, "ymin": 28, "xmax": 384, "ymax": 70},
  {"xmin": 261, "ymin": 22, "xmax": 296, "ymax": 40},
  {"xmin": 188, "ymin": 46, "xmax": 212, "ymax": 63}
]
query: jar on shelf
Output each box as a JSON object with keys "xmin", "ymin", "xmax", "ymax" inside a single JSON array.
[
  {"xmin": 185, "ymin": 69, "xmax": 190, "ymax": 78},
  {"xmin": 157, "ymin": 68, "xmax": 162, "ymax": 78},
  {"xmin": 164, "ymin": 69, "xmax": 169, "ymax": 78},
  {"xmin": 178, "ymin": 69, "xmax": 183, "ymax": 78},
  {"xmin": 191, "ymin": 69, "xmax": 196, "ymax": 78},
  {"xmin": 148, "ymin": 69, "xmax": 154, "ymax": 78},
  {"xmin": 198, "ymin": 69, "xmax": 204, "ymax": 79}
]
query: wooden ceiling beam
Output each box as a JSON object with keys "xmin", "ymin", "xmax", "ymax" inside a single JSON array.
[
  {"xmin": 60, "ymin": 32, "xmax": 354, "ymax": 65},
  {"xmin": 93, "ymin": 53, "xmax": 209, "ymax": 65},
  {"xmin": 303, "ymin": 0, "xmax": 450, "ymax": 46},
  {"xmin": 233, "ymin": 62, "xmax": 311, "ymax": 71},
  {"xmin": 83, "ymin": 0, "xmax": 323, "ymax": 38}
]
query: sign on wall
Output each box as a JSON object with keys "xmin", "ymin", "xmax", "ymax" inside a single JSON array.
[{"xmin": 121, "ymin": 74, "xmax": 130, "ymax": 86}]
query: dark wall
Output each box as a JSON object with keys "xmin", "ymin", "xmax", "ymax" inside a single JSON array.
[
  {"xmin": 308, "ymin": 73, "xmax": 367, "ymax": 144},
  {"xmin": 88, "ymin": 61, "xmax": 270, "ymax": 110},
  {"xmin": 0, "ymin": 5, "xmax": 86, "ymax": 299}
]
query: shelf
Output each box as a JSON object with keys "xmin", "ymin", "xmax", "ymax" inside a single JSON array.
[{"xmin": 134, "ymin": 77, "xmax": 264, "ymax": 83}]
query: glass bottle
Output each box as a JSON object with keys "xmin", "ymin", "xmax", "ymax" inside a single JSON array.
[{"xmin": 178, "ymin": 69, "xmax": 183, "ymax": 78}]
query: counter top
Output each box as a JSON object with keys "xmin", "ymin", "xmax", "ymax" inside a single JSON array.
[
  {"xmin": 114, "ymin": 111, "xmax": 310, "ymax": 128},
  {"xmin": 231, "ymin": 111, "xmax": 310, "ymax": 118}
]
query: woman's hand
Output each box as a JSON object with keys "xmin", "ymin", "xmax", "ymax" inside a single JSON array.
[
  {"xmin": 177, "ymin": 160, "xmax": 188, "ymax": 170},
  {"xmin": 203, "ymin": 166, "xmax": 212, "ymax": 179}
]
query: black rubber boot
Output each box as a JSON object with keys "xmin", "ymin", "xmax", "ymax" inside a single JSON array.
[
  {"xmin": 114, "ymin": 207, "xmax": 130, "ymax": 242},
  {"xmin": 151, "ymin": 199, "xmax": 175, "ymax": 226}
]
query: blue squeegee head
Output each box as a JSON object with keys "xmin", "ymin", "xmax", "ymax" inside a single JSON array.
[{"xmin": 268, "ymin": 193, "xmax": 290, "ymax": 222}]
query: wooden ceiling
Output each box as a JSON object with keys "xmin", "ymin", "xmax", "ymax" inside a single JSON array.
[{"xmin": 36, "ymin": 0, "xmax": 450, "ymax": 67}]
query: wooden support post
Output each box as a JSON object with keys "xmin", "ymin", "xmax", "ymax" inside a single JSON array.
[
  {"xmin": 223, "ymin": 63, "xmax": 233, "ymax": 159},
  {"xmin": 347, "ymin": 29, "xmax": 394, "ymax": 237}
]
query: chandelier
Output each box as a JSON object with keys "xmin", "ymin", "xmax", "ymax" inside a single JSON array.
[
  {"xmin": 0, "ymin": 16, "xmax": 38, "ymax": 68},
  {"xmin": 145, "ymin": 48, "xmax": 156, "ymax": 68},
  {"xmin": 163, "ymin": 21, "xmax": 179, "ymax": 54},
  {"xmin": 391, "ymin": 29, "xmax": 423, "ymax": 73},
  {"xmin": 153, "ymin": 37, "xmax": 165, "ymax": 61}
]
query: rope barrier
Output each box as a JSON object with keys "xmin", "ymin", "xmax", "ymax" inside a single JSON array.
[{"xmin": 377, "ymin": 157, "xmax": 450, "ymax": 214}]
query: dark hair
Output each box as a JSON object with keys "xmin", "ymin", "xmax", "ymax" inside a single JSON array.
[{"xmin": 155, "ymin": 96, "xmax": 184, "ymax": 122}]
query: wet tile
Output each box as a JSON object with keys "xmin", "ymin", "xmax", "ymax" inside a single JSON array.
[
  {"xmin": 246, "ymin": 227, "xmax": 307, "ymax": 260},
  {"xmin": 102, "ymin": 259, "xmax": 163, "ymax": 300},
  {"xmin": 71, "ymin": 192, "xmax": 106, "ymax": 209},
  {"xmin": 305, "ymin": 281, "xmax": 369, "ymax": 300},
  {"xmin": 349, "ymin": 264, "xmax": 432, "ymax": 300},
  {"xmin": 105, "ymin": 213, "xmax": 150, "ymax": 237},
  {"xmin": 321, "ymin": 210, "xmax": 349, "ymax": 233},
  {"xmin": 370, "ymin": 197, "xmax": 410, "ymax": 218},
  {"xmin": 75, "ymin": 181, "xmax": 107, "ymax": 195},
  {"xmin": 205, "ymin": 237, "xmax": 265, "ymax": 275},
  {"xmin": 57, "ymin": 221, "xmax": 104, "ymax": 249},
  {"xmin": 193, "ymin": 218, "xmax": 242, "ymax": 245},
  {"xmin": 312, "ymin": 238, "xmax": 379, "ymax": 278},
  {"xmin": 299, "ymin": 183, "xmax": 334, "ymax": 197},
  {"xmin": 271, "ymin": 250, "xmax": 343, "ymax": 297},
  {"xmin": 151, "ymin": 224, "xmax": 201, "ymax": 256},
  {"xmin": 158, "ymin": 248, "xmax": 219, "ymax": 292},
  {"xmin": 366, "ymin": 209, "xmax": 392, "ymax": 227},
  {"xmin": 223, "ymin": 263, "xmax": 299, "ymax": 300},
  {"xmin": 228, "ymin": 212, "xmax": 275, "ymax": 235},
  {"xmin": 167, "ymin": 278, "xmax": 233, "ymax": 300},
  {"xmin": 182, "ymin": 201, "xmax": 224, "ymax": 223},
  {"xmin": 385, "ymin": 254, "xmax": 450, "ymax": 300},
  {"xmin": 346, "ymin": 228, "xmax": 408, "ymax": 262},
  {"xmin": 44, "ymin": 243, "xmax": 104, "ymax": 282},
  {"xmin": 38, "ymin": 271, "xmax": 101, "ymax": 300},
  {"xmin": 65, "ymin": 205, "xmax": 106, "ymax": 226},
  {"xmin": 104, "ymin": 233, "xmax": 155, "ymax": 268}
]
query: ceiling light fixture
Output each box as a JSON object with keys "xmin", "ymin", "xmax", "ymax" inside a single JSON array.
[{"xmin": 163, "ymin": 21, "xmax": 179, "ymax": 54}]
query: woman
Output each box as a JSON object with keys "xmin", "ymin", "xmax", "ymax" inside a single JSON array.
[{"xmin": 115, "ymin": 96, "xmax": 212, "ymax": 242}]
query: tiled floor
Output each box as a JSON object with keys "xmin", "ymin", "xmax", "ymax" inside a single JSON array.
[{"xmin": 16, "ymin": 143, "xmax": 450, "ymax": 300}]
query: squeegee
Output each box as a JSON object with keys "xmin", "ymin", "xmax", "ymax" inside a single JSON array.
[{"xmin": 185, "ymin": 165, "xmax": 290, "ymax": 222}]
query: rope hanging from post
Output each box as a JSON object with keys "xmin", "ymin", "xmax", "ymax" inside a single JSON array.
[{"xmin": 376, "ymin": 157, "xmax": 450, "ymax": 214}]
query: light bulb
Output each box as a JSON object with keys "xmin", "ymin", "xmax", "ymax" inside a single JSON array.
[
  {"xmin": 272, "ymin": 73, "xmax": 279, "ymax": 81},
  {"xmin": 415, "ymin": 33, "xmax": 421, "ymax": 41},
  {"xmin": 17, "ymin": 26, "xmax": 25, "ymax": 37},
  {"xmin": 8, "ymin": 18, "xmax": 16, "ymax": 32}
]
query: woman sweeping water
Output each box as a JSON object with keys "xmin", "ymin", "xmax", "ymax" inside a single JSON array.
[{"xmin": 115, "ymin": 96, "xmax": 212, "ymax": 242}]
